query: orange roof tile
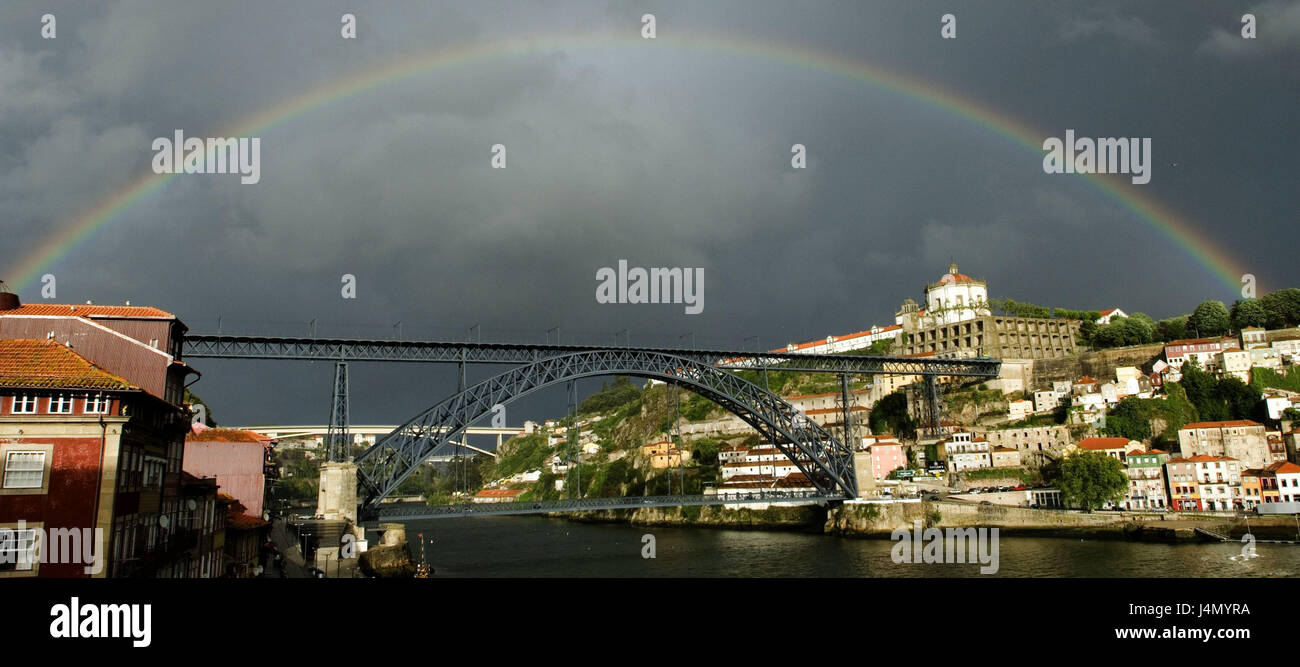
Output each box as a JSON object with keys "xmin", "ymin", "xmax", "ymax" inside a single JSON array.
[
  {"xmin": 1166, "ymin": 338, "xmax": 1221, "ymax": 347},
  {"xmin": 1267, "ymin": 461, "xmax": 1300, "ymax": 474},
  {"xmin": 0, "ymin": 339, "xmax": 137, "ymax": 390},
  {"xmin": 186, "ymin": 428, "xmax": 270, "ymax": 443},
  {"xmin": 1078, "ymin": 437, "xmax": 1131, "ymax": 450},
  {"xmin": 1, "ymin": 303, "xmax": 175, "ymax": 319},
  {"xmin": 1185, "ymin": 454, "xmax": 1237, "ymax": 462},
  {"xmin": 227, "ymin": 511, "xmax": 269, "ymax": 529},
  {"xmin": 1181, "ymin": 420, "xmax": 1262, "ymax": 429}
]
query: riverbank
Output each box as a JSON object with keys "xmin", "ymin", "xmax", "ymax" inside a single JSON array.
[
  {"xmin": 828, "ymin": 501, "xmax": 1300, "ymax": 542},
  {"xmin": 561, "ymin": 500, "xmax": 1300, "ymax": 543},
  {"xmin": 564, "ymin": 503, "xmax": 826, "ymax": 531}
]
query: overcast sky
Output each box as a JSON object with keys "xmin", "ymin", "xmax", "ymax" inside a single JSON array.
[{"xmin": 1, "ymin": 1, "xmax": 1296, "ymax": 427}]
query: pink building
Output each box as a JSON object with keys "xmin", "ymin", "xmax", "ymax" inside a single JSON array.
[
  {"xmin": 183, "ymin": 426, "xmax": 273, "ymax": 518},
  {"xmin": 867, "ymin": 442, "xmax": 907, "ymax": 480}
]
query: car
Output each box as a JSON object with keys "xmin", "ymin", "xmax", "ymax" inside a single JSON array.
[{"xmin": 980, "ymin": 501, "xmax": 993, "ymax": 506}]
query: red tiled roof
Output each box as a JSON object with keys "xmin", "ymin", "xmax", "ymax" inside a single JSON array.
[
  {"xmin": 1, "ymin": 303, "xmax": 175, "ymax": 319},
  {"xmin": 1078, "ymin": 437, "xmax": 1131, "ymax": 450},
  {"xmin": 1185, "ymin": 454, "xmax": 1237, "ymax": 462},
  {"xmin": 227, "ymin": 511, "xmax": 269, "ymax": 529},
  {"xmin": 937, "ymin": 272, "xmax": 978, "ymax": 284},
  {"xmin": 0, "ymin": 339, "xmax": 137, "ymax": 390},
  {"xmin": 1267, "ymin": 461, "xmax": 1300, "ymax": 474},
  {"xmin": 186, "ymin": 427, "xmax": 270, "ymax": 443},
  {"xmin": 1181, "ymin": 420, "xmax": 1262, "ymax": 429},
  {"xmin": 1166, "ymin": 338, "xmax": 1221, "ymax": 347}
]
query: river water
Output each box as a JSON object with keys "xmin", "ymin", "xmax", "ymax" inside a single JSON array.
[{"xmin": 393, "ymin": 515, "xmax": 1300, "ymax": 578}]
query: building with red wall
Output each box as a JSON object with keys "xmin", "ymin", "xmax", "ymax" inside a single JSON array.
[{"xmin": 0, "ymin": 284, "xmax": 197, "ymax": 577}]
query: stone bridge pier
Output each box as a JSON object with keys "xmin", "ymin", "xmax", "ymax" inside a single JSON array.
[{"xmin": 317, "ymin": 461, "xmax": 359, "ymax": 524}]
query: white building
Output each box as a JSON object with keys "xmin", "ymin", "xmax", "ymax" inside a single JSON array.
[
  {"xmin": 1007, "ymin": 399, "xmax": 1033, "ymax": 421},
  {"xmin": 939, "ymin": 429, "xmax": 991, "ymax": 472},
  {"xmin": 922, "ymin": 263, "xmax": 990, "ymax": 326},
  {"xmin": 1033, "ymin": 389, "xmax": 1063, "ymax": 413},
  {"xmin": 1095, "ymin": 308, "xmax": 1128, "ymax": 325},
  {"xmin": 1264, "ymin": 394, "xmax": 1298, "ymax": 420},
  {"xmin": 1191, "ymin": 455, "xmax": 1240, "ymax": 511}
]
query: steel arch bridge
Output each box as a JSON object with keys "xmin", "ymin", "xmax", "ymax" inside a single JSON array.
[{"xmin": 353, "ymin": 349, "xmax": 858, "ymax": 514}]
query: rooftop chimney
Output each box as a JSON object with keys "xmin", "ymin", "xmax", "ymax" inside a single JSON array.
[{"xmin": 0, "ymin": 281, "xmax": 19, "ymax": 311}]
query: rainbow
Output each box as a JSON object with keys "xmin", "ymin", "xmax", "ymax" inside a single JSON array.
[{"xmin": 8, "ymin": 30, "xmax": 1250, "ymax": 294}]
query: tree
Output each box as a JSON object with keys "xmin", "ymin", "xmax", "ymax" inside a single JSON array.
[
  {"xmin": 1229, "ymin": 298, "xmax": 1269, "ymax": 331},
  {"xmin": 1093, "ymin": 322, "xmax": 1124, "ymax": 348},
  {"xmin": 1179, "ymin": 362, "xmax": 1226, "ymax": 421},
  {"xmin": 868, "ymin": 391, "xmax": 916, "ymax": 440},
  {"xmin": 1126, "ymin": 313, "xmax": 1155, "ymax": 343},
  {"xmin": 1216, "ymin": 376, "xmax": 1265, "ymax": 422},
  {"xmin": 1260, "ymin": 288, "xmax": 1300, "ymax": 328},
  {"xmin": 1187, "ymin": 301, "xmax": 1230, "ymax": 337},
  {"xmin": 1101, "ymin": 397, "xmax": 1153, "ymax": 441},
  {"xmin": 1056, "ymin": 451, "xmax": 1128, "ymax": 511},
  {"xmin": 1077, "ymin": 320, "xmax": 1099, "ymax": 347},
  {"xmin": 1154, "ymin": 316, "xmax": 1189, "ymax": 343}
]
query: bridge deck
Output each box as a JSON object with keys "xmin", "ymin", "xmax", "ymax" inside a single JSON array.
[
  {"xmin": 184, "ymin": 334, "xmax": 1000, "ymax": 377},
  {"xmin": 368, "ymin": 492, "xmax": 844, "ymax": 521}
]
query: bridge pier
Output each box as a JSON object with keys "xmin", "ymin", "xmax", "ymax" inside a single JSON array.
[{"xmin": 317, "ymin": 461, "xmax": 359, "ymax": 524}]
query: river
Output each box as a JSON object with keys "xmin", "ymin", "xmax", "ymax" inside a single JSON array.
[{"xmin": 392, "ymin": 515, "xmax": 1300, "ymax": 578}]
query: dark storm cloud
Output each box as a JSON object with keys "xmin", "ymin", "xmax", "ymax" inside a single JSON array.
[{"xmin": 0, "ymin": 1, "xmax": 1295, "ymax": 425}]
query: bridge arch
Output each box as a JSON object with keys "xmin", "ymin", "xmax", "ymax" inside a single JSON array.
[{"xmin": 354, "ymin": 349, "xmax": 857, "ymax": 511}]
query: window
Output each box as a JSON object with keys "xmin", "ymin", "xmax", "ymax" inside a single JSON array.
[
  {"xmin": 11, "ymin": 395, "xmax": 37, "ymax": 414},
  {"xmin": 3, "ymin": 452, "xmax": 46, "ymax": 489},
  {"xmin": 85, "ymin": 393, "xmax": 109, "ymax": 414},
  {"xmin": 0, "ymin": 528, "xmax": 38, "ymax": 572},
  {"xmin": 143, "ymin": 457, "xmax": 166, "ymax": 489},
  {"xmin": 49, "ymin": 394, "xmax": 73, "ymax": 414}
]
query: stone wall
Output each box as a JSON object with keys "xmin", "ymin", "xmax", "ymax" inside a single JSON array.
[
  {"xmin": 1027, "ymin": 343, "xmax": 1165, "ymax": 390},
  {"xmin": 828, "ymin": 500, "xmax": 1150, "ymax": 538}
]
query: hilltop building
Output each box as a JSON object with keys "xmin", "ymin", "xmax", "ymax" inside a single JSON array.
[{"xmin": 893, "ymin": 264, "xmax": 1081, "ymax": 360}]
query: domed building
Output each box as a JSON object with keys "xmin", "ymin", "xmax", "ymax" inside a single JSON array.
[
  {"xmin": 895, "ymin": 263, "xmax": 991, "ymax": 330},
  {"xmin": 893, "ymin": 262, "xmax": 1080, "ymax": 362},
  {"xmin": 924, "ymin": 263, "xmax": 989, "ymax": 325}
]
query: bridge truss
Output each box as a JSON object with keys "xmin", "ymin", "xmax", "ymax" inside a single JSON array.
[{"xmin": 183, "ymin": 335, "xmax": 1000, "ymax": 517}]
